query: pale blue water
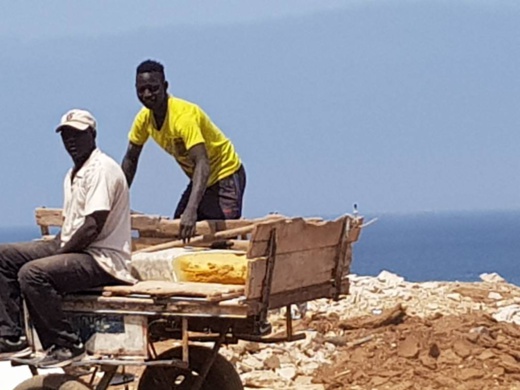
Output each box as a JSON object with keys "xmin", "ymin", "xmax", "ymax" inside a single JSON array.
[{"xmin": 1, "ymin": 211, "xmax": 519, "ymax": 285}]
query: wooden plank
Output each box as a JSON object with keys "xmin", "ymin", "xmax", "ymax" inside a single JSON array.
[
  {"xmin": 136, "ymin": 217, "xmax": 255, "ymax": 237},
  {"xmin": 245, "ymin": 246, "xmax": 339, "ymax": 299},
  {"xmin": 247, "ymin": 216, "xmax": 346, "ymax": 258},
  {"xmin": 332, "ymin": 219, "xmax": 348, "ymax": 300},
  {"xmin": 346, "ymin": 217, "xmax": 364, "ymax": 243},
  {"xmin": 132, "ymin": 237, "xmax": 171, "ymax": 251},
  {"xmin": 62, "ymin": 295, "xmax": 250, "ymax": 318},
  {"xmin": 132, "ymin": 237, "xmax": 249, "ymax": 252},
  {"xmin": 35, "ymin": 208, "xmax": 283, "ymax": 237},
  {"xmin": 246, "ymin": 279, "xmax": 350, "ymax": 312},
  {"xmin": 102, "ymin": 280, "xmax": 244, "ymax": 299},
  {"xmin": 134, "ymin": 225, "xmax": 256, "ymax": 254},
  {"xmin": 35, "ymin": 208, "xmax": 63, "ymax": 227}
]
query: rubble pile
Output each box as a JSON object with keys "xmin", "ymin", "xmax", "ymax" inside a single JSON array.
[{"xmin": 219, "ymin": 271, "xmax": 520, "ymax": 390}]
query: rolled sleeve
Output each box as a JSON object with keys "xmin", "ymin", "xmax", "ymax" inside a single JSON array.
[{"xmin": 128, "ymin": 111, "xmax": 150, "ymax": 146}]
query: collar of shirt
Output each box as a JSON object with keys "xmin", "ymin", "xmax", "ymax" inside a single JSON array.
[{"xmin": 67, "ymin": 148, "xmax": 101, "ymax": 181}]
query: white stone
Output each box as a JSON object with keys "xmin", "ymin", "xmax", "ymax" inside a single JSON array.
[
  {"xmin": 255, "ymin": 349, "xmax": 273, "ymax": 362},
  {"xmin": 488, "ymin": 292, "xmax": 503, "ymax": 300},
  {"xmin": 480, "ymin": 272, "xmax": 507, "ymax": 283},
  {"xmin": 493, "ymin": 304, "xmax": 520, "ymax": 325},
  {"xmin": 446, "ymin": 293, "xmax": 462, "ymax": 301},
  {"xmin": 294, "ymin": 375, "xmax": 314, "ymax": 385},
  {"xmin": 277, "ymin": 365, "xmax": 297, "ymax": 380},
  {"xmin": 278, "ymin": 354, "xmax": 294, "ymax": 365},
  {"xmin": 298, "ymin": 361, "xmax": 320, "ymax": 376},
  {"xmin": 242, "ymin": 370, "xmax": 288, "ymax": 388},
  {"xmin": 376, "ymin": 270, "xmax": 405, "ymax": 286},
  {"xmin": 241, "ymin": 355, "xmax": 264, "ymax": 370}
]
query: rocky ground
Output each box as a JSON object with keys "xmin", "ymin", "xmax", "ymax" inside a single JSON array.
[{"xmin": 114, "ymin": 271, "xmax": 520, "ymax": 389}]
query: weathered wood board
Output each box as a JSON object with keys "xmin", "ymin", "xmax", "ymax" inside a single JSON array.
[
  {"xmin": 247, "ymin": 217, "xmax": 345, "ymax": 258},
  {"xmin": 246, "ymin": 215, "xmax": 362, "ymax": 258},
  {"xmin": 35, "ymin": 208, "xmax": 276, "ymax": 238},
  {"xmin": 62, "ymin": 295, "xmax": 251, "ymax": 318},
  {"xmin": 245, "ymin": 216, "xmax": 355, "ymax": 301},
  {"xmin": 103, "ymin": 280, "xmax": 245, "ymax": 302},
  {"xmin": 246, "ymin": 246, "xmax": 340, "ymax": 299}
]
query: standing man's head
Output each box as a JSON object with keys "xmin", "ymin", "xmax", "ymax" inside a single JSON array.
[
  {"xmin": 56, "ymin": 109, "xmax": 97, "ymax": 167},
  {"xmin": 136, "ymin": 59, "xmax": 169, "ymax": 113}
]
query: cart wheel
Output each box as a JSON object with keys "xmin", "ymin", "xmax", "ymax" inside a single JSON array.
[
  {"xmin": 13, "ymin": 374, "xmax": 91, "ymax": 390},
  {"xmin": 138, "ymin": 345, "xmax": 243, "ymax": 390}
]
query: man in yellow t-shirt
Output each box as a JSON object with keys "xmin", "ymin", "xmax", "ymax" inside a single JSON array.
[{"xmin": 122, "ymin": 60, "xmax": 246, "ymax": 241}]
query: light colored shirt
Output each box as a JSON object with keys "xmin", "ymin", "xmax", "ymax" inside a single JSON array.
[
  {"xmin": 61, "ymin": 148, "xmax": 136, "ymax": 284},
  {"xmin": 128, "ymin": 95, "xmax": 242, "ymax": 186}
]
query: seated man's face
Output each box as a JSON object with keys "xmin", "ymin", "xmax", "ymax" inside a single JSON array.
[
  {"xmin": 136, "ymin": 72, "xmax": 167, "ymax": 111},
  {"xmin": 60, "ymin": 126, "xmax": 95, "ymax": 164}
]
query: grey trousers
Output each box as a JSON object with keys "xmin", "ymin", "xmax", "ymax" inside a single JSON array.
[{"xmin": 0, "ymin": 238, "xmax": 122, "ymax": 350}]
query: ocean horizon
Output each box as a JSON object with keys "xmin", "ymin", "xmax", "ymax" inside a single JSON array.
[{"xmin": 1, "ymin": 210, "xmax": 519, "ymax": 285}]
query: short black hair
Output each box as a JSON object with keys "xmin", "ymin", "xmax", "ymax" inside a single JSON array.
[{"xmin": 136, "ymin": 60, "xmax": 165, "ymax": 77}]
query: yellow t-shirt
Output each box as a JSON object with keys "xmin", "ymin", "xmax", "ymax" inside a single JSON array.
[{"xmin": 128, "ymin": 95, "xmax": 242, "ymax": 186}]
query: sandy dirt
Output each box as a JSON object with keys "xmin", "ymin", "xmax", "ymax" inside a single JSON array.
[{"xmin": 312, "ymin": 305, "xmax": 520, "ymax": 390}]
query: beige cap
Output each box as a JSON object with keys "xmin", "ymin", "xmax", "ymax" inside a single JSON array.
[{"xmin": 56, "ymin": 109, "xmax": 97, "ymax": 132}]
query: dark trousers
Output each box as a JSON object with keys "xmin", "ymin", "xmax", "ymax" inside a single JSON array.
[
  {"xmin": 0, "ymin": 238, "xmax": 121, "ymax": 350},
  {"xmin": 174, "ymin": 165, "xmax": 247, "ymax": 220}
]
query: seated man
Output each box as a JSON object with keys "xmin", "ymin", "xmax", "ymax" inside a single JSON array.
[
  {"xmin": 122, "ymin": 60, "xmax": 246, "ymax": 242},
  {"xmin": 0, "ymin": 109, "xmax": 135, "ymax": 368}
]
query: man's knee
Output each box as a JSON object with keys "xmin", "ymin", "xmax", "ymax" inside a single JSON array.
[
  {"xmin": 18, "ymin": 262, "xmax": 44, "ymax": 290},
  {"xmin": 0, "ymin": 244, "xmax": 25, "ymax": 272}
]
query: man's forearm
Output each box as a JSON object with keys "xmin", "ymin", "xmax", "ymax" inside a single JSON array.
[
  {"xmin": 122, "ymin": 155, "xmax": 138, "ymax": 187},
  {"xmin": 185, "ymin": 160, "xmax": 210, "ymax": 214},
  {"xmin": 58, "ymin": 213, "xmax": 107, "ymax": 254}
]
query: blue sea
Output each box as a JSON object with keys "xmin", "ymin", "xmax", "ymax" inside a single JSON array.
[
  {"xmin": 351, "ymin": 210, "xmax": 520, "ymax": 285},
  {"xmin": 1, "ymin": 211, "xmax": 519, "ymax": 285}
]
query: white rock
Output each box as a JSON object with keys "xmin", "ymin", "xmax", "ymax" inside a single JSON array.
[
  {"xmin": 480, "ymin": 272, "xmax": 507, "ymax": 283},
  {"xmin": 238, "ymin": 362, "xmax": 253, "ymax": 373},
  {"xmin": 294, "ymin": 375, "xmax": 314, "ymax": 385},
  {"xmin": 298, "ymin": 361, "xmax": 320, "ymax": 375},
  {"xmin": 488, "ymin": 292, "xmax": 503, "ymax": 300},
  {"xmin": 242, "ymin": 370, "xmax": 288, "ymax": 388},
  {"xmin": 219, "ymin": 347, "xmax": 235, "ymax": 362},
  {"xmin": 255, "ymin": 349, "xmax": 273, "ymax": 362},
  {"xmin": 493, "ymin": 304, "xmax": 520, "ymax": 325},
  {"xmin": 377, "ymin": 270, "xmax": 405, "ymax": 286},
  {"xmin": 446, "ymin": 293, "xmax": 462, "ymax": 301},
  {"xmin": 276, "ymin": 365, "xmax": 297, "ymax": 380},
  {"xmin": 278, "ymin": 354, "xmax": 294, "ymax": 365},
  {"xmin": 241, "ymin": 355, "xmax": 264, "ymax": 370}
]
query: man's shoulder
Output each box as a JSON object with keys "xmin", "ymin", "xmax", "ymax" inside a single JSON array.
[
  {"xmin": 168, "ymin": 95, "xmax": 202, "ymax": 115},
  {"xmin": 132, "ymin": 106, "xmax": 152, "ymax": 126},
  {"xmin": 90, "ymin": 150, "xmax": 125, "ymax": 177}
]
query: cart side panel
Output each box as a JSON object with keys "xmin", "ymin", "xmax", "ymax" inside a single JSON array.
[
  {"xmin": 245, "ymin": 215, "xmax": 360, "ymax": 304},
  {"xmin": 246, "ymin": 217, "xmax": 344, "ymax": 258}
]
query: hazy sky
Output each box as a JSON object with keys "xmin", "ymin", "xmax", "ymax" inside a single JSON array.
[{"xmin": 1, "ymin": 1, "xmax": 520, "ymax": 226}]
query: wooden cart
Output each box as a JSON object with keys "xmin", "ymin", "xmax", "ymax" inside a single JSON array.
[{"xmin": 12, "ymin": 208, "xmax": 363, "ymax": 390}]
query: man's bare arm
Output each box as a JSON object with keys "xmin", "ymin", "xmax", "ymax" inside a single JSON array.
[
  {"xmin": 57, "ymin": 210, "xmax": 109, "ymax": 254},
  {"xmin": 122, "ymin": 142, "xmax": 143, "ymax": 187},
  {"xmin": 180, "ymin": 143, "xmax": 210, "ymax": 241}
]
